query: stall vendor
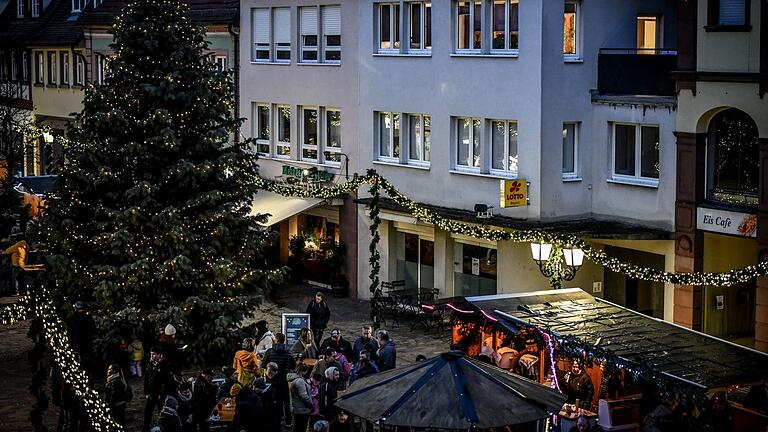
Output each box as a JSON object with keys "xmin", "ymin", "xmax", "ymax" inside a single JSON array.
[{"xmin": 561, "ymin": 359, "xmax": 594, "ymax": 409}]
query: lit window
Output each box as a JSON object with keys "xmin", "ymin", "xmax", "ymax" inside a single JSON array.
[
  {"xmin": 276, "ymin": 105, "xmax": 291, "ymax": 158},
  {"xmin": 612, "ymin": 123, "xmax": 659, "ymax": 182},
  {"xmin": 456, "ymin": 117, "xmax": 481, "ymax": 168},
  {"xmin": 408, "ymin": 114, "xmax": 431, "ymax": 164},
  {"xmin": 302, "ymin": 107, "xmax": 319, "ymax": 162},
  {"xmin": 254, "ymin": 103, "xmax": 271, "ymax": 155},
  {"xmin": 490, "ymin": 120, "xmax": 518, "ymax": 173},
  {"xmin": 562, "ymin": 123, "xmax": 578, "ymax": 177},
  {"xmin": 636, "ymin": 16, "xmax": 659, "ymax": 52},
  {"xmin": 492, "ymin": 0, "xmax": 519, "ymax": 52},
  {"xmin": 378, "ymin": 3, "xmax": 400, "ymax": 51},
  {"xmin": 563, "ymin": 1, "xmax": 580, "ymax": 58},
  {"xmin": 378, "ymin": 112, "xmax": 401, "ymax": 160}
]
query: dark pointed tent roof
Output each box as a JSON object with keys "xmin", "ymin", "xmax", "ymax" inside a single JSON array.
[{"xmin": 335, "ymin": 352, "xmax": 566, "ymax": 430}]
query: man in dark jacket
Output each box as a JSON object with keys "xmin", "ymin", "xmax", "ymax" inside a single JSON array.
[
  {"xmin": 306, "ymin": 292, "xmax": 331, "ymax": 346},
  {"xmin": 159, "ymin": 396, "xmax": 183, "ymax": 432},
  {"xmin": 143, "ymin": 348, "xmax": 177, "ymax": 432},
  {"xmin": 376, "ymin": 330, "xmax": 397, "ymax": 372},
  {"xmin": 262, "ymin": 333, "xmax": 297, "ymax": 426},
  {"xmin": 231, "ymin": 386, "xmax": 265, "ymax": 432},
  {"xmin": 351, "ymin": 325, "xmax": 378, "ymax": 363},
  {"xmin": 320, "ymin": 329, "xmax": 353, "ymax": 360},
  {"xmin": 192, "ymin": 369, "xmax": 218, "ymax": 432},
  {"xmin": 257, "ymin": 374, "xmax": 281, "ymax": 432},
  {"xmin": 561, "ymin": 360, "xmax": 594, "ymax": 409}
]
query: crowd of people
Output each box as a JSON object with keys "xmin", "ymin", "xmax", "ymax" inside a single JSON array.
[{"xmin": 126, "ymin": 291, "xmax": 398, "ymax": 432}]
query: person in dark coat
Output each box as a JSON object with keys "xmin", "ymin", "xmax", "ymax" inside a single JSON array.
[
  {"xmin": 159, "ymin": 396, "xmax": 183, "ymax": 432},
  {"xmin": 351, "ymin": 351, "xmax": 379, "ymax": 382},
  {"xmin": 175, "ymin": 381, "xmax": 195, "ymax": 432},
  {"xmin": 159, "ymin": 324, "xmax": 185, "ymax": 377},
  {"xmin": 306, "ymin": 292, "xmax": 331, "ymax": 347},
  {"xmin": 143, "ymin": 348, "xmax": 177, "ymax": 432},
  {"xmin": 376, "ymin": 330, "xmax": 397, "ymax": 372},
  {"xmin": 257, "ymin": 374, "xmax": 281, "ymax": 432},
  {"xmin": 262, "ymin": 333, "xmax": 297, "ymax": 425},
  {"xmin": 231, "ymin": 385, "xmax": 265, "ymax": 432},
  {"xmin": 320, "ymin": 329, "xmax": 353, "ymax": 361},
  {"xmin": 69, "ymin": 301, "xmax": 98, "ymax": 377},
  {"xmin": 192, "ymin": 369, "xmax": 218, "ymax": 432},
  {"xmin": 105, "ymin": 364, "xmax": 132, "ymax": 426},
  {"xmin": 351, "ymin": 325, "xmax": 378, "ymax": 363},
  {"xmin": 561, "ymin": 360, "xmax": 594, "ymax": 409},
  {"xmin": 319, "ymin": 367, "xmax": 340, "ymax": 421}
]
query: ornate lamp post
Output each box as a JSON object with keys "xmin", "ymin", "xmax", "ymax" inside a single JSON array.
[{"xmin": 530, "ymin": 242, "xmax": 584, "ymax": 289}]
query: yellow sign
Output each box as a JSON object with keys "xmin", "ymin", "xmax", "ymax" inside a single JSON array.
[{"xmin": 500, "ymin": 179, "xmax": 527, "ymax": 208}]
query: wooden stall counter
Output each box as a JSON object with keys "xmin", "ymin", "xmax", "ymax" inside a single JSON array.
[
  {"xmin": 558, "ymin": 405, "xmax": 598, "ymax": 432},
  {"xmin": 208, "ymin": 397, "xmax": 235, "ymax": 430}
]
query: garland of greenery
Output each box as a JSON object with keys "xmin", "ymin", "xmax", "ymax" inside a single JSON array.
[{"xmin": 367, "ymin": 170, "xmax": 383, "ymax": 329}]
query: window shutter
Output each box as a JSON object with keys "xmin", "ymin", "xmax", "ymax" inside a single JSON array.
[
  {"xmin": 322, "ymin": 5, "xmax": 341, "ymax": 36},
  {"xmin": 301, "ymin": 7, "xmax": 318, "ymax": 35},
  {"xmin": 719, "ymin": 0, "xmax": 745, "ymax": 25},
  {"xmin": 274, "ymin": 8, "xmax": 290, "ymax": 44},
  {"xmin": 253, "ymin": 8, "xmax": 270, "ymax": 44}
]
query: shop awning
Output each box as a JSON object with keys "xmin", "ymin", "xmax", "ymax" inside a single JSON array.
[
  {"xmin": 463, "ymin": 288, "xmax": 768, "ymax": 390},
  {"xmin": 13, "ymin": 175, "xmax": 57, "ymax": 195},
  {"xmin": 250, "ymin": 190, "xmax": 323, "ymax": 226}
]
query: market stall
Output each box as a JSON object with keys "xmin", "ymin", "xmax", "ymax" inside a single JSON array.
[{"xmin": 447, "ymin": 288, "xmax": 768, "ymax": 431}]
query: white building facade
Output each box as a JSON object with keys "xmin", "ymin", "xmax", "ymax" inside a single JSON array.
[{"xmin": 240, "ymin": 0, "xmax": 680, "ymax": 322}]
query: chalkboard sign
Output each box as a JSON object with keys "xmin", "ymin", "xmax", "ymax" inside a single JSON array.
[{"xmin": 282, "ymin": 313, "xmax": 311, "ymax": 348}]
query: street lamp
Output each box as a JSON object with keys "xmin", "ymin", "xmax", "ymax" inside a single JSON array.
[
  {"xmin": 323, "ymin": 151, "xmax": 350, "ymax": 180},
  {"xmin": 530, "ymin": 242, "xmax": 583, "ymax": 289}
]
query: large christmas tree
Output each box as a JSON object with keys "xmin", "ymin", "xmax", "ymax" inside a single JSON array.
[{"xmin": 40, "ymin": 0, "xmax": 274, "ymax": 362}]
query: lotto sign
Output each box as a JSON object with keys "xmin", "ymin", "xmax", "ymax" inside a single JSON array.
[{"xmin": 500, "ymin": 179, "xmax": 528, "ymax": 208}]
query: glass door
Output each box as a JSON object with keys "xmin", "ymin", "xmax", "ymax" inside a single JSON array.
[{"xmin": 397, "ymin": 232, "xmax": 434, "ymax": 294}]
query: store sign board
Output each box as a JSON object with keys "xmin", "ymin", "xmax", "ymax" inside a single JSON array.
[
  {"xmin": 282, "ymin": 165, "xmax": 334, "ymax": 182},
  {"xmin": 500, "ymin": 179, "xmax": 528, "ymax": 208},
  {"xmin": 696, "ymin": 207, "xmax": 757, "ymax": 238},
  {"xmin": 282, "ymin": 313, "xmax": 311, "ymax": 348}
]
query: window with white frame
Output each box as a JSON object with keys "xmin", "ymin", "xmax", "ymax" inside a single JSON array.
[
  {"xmin": 31, "ymin": 0, "xmax": 39, "ymax": 17},
  {"xmin": 563, "ymin": 1, "xmax": 580, "ymax": 58},
  {"xmin": 273, "ymin": 8, "xmax": 291, "ymax": 62},
  {"xmin": 300, "ymin": 7, "xmax": 319, "ymax": 62},
  {"xmin": 253, "ymin": 103, "xmax": 271, "ymax": 155},
  {"xmin": 490, "ymin": 120, "xmax": 518, "ymax": 173},
  {"xmin": 95, "ymin": 54, "xmax": 107, "ymax": 85},
  {"xmin": 408, "ymin": 114, "xmax": 431, "ymax": 163},
  {"xmin": 456, "ymin": 117, "xmax": 481, "ymax": 168},
  {"xmin": 252, "ymin": 8, "xmax": 271, "ymax": 62},
  {"xmin": 276, "ymin": 105, "xmax": 291, "ymax": 158},
  {"xmin": 325, "ymin": 109, "xmax": 342, "ymax": 165},
  {"xmin": 562, "ymin": 122, "xmax": 578, "ymax": 177},
  {"xmin": 492, "ymin": 0, "xmax": 519, "ymax": 52},
  {"xmin": 60, "ymin": 51, "xmax": 69, "ymax": 85},
  {"xmin": 612, "ymin": 123, "xmax": 659, "ymax": 183},
  {"xmin": 47, "ymin": 51, "xmax": 57, "ymax": 84},
  {"xmin": 74, "ymin": 54, "xmax": 84, "ymax": 85},
  {"xmin": 35, "ymin": 52, "xmax": 43, "ymax": 84},
  {"xmin": 322, "ymin": 5, "xmax": 341, "ymax": 62},
  {"xmin": 409, "ymin": 2, "xmax": 432, "ymax": 52},
  {"xmin": 378, "ymin": 3, "xmax": 400, "ymax": 52},
  {"xmin": 71, "ymin": 0, "xmax": 84, "ymax": 13},
  {"xmin": 17, "ymin": 0, "xmax": 24, "ymax": 17},
  {"xmin": 10, "ymin": 53, "xmax": 17, "ymax": 81},
  {"xmin": 377, "ymin": 112, "xmax": 401, "ymax": 160},
  {"xmin": 22, "ymin": 52, "xmax": 29, "ymax": 82},
  {"xmin": 302, "ymin": 107, "xmax": 319, "ymax": 162},
  {"xmin": 214, "ymin": 55, "xmax": 227, "ymax": 71}
]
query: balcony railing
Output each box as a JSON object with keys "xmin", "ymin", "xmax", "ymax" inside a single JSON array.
[{"xmin": 597, "ymin": 48, "xmax": 677, "ymax": 96}]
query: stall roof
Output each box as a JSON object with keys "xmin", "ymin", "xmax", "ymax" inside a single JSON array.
[
  {"xmin": 464, "ymin": 288, "xmax": 768, "ymax": 390},
  {"xmin": 14, "ymin": 175, "xmax": 57, "ymax": 195}
]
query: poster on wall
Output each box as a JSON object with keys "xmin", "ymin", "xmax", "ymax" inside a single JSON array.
[
  {"xmin": 471, "ymin": 258, "xmax": 480, "ymax": 276},
  {"xmin": 696, "ymin": 207, "xmax": 757, "ymax": 238},
  {"xmin": 282, "ymin": 313, "xmax": 310, "ymax": 348}
]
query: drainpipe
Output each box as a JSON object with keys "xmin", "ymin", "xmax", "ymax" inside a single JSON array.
[{"xmin": 228, "ymin": 21, "xmax": 240, "ymax": 144}]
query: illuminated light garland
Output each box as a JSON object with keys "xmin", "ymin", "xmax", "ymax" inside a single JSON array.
[
  {"xmin": 538, "ymin": 330, "xmax": 562, "ymax": 393},
  {"xmin": 446, "ymin": 303, "xmax": 474, "ymax": 314},
  {"xmin": 0, "ymin": 295, "xmax": 32, "ymax": 325}
]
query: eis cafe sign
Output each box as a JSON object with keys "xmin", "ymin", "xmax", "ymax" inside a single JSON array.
[
  {"xmin": 500, "ymin": 179, "xmax": 528, "ymax": 208},
  {"xmin": 696, "ymin": 207, "xmax": 757, "ymax": 238}
]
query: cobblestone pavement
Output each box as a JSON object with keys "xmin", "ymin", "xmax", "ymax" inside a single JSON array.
[{"xmin": 0, "ymin": 285, "xmax": 451, "ymax": 431}]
